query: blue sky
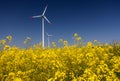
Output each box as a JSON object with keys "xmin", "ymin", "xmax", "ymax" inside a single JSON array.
[{"xmin": 0, "ymin": 0, "xmax": 120, "ymax": 47}]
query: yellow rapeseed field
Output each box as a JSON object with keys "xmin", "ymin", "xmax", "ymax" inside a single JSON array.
[{"xmin": 0, "ymin": 34, "xmax": 120, "ymax": 81}]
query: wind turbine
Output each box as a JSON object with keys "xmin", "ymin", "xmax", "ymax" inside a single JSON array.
[
  {"xmin": 46, "ymin": 32, "xmax": 53, "ymax": 47},
  {"xmin": 31, "ymin": 5, "xmax": 51, "ymax": 48}
]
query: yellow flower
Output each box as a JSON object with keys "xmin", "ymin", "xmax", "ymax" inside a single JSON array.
[
  {"xmin": 6, "ymin": 35, "xmax": 12, "ymax": 42},
  {"xmin": 58, "ymin": 38, "xmax": 63, "ymax": 43},
  {"xmin": 0, "ymin": 39, "xmax": 6, "ymax": 45},
  {"xmin": 77, "ymin": 37, "xmax": 82, "ymax": 41},
  {"xmin": 9, "ymin": 72, "xmax": 15, "ymax": 76},
  {"xmin": 17, "ymin": 71, "xmax": 22, "ymax": 75},
  {"xmin": 52, "ymin": 42, "xmax": 56, "ymax": 47},
  {"xmin": 13, "ymin": 78, "xmax": 22, "ymax": 81},
  {"xmin": 87, "ymin": 41, "xmax": 93, "ymax": 47},
  {"xmin": 74, "ymin": 33, "xmax": 78, "ymax": 37},
  {"xmin": 4, "ymin": 45, "xmax": 10, "ymax": 50},
  {"xmin": 63, "ymin": 40, "xmax": 68, "ymax": 46},
  {"xmin": 23, "ymin": 37, "xmax": 31, "ymax": 44}
]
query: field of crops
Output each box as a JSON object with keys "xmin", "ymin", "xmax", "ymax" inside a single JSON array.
[{"xmin": 0, "ymin": 35, "xmax": 120, "ymax": 81}]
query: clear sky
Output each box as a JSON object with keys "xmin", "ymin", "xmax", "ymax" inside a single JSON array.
[{"xmin": 0, "ymin": 0, "xmax": 120, "ymax": 47}]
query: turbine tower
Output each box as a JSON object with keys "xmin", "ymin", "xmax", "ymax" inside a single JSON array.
[
  {"xmin": 46, "ymin": 32, "xmax": 53, "ymax": 47},
  {"xmin": 31, "ymin": 5, "xmax": 51, "ymax": 48}
]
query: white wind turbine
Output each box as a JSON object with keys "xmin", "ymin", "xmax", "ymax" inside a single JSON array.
[
  {"xmin": 31, "ymin": 5, "xmax": 51, "ymax": 48},
  {"xmin": 46, "ymin": 32, "xmax": 53, "ymax": 47}
]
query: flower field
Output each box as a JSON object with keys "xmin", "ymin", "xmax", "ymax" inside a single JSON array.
[{"xmin": 0, "ymin": 35, "xmax": 120, "ymax": 81}]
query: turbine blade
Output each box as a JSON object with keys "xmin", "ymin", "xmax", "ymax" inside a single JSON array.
[
  {"xmin": 31, "ymin": 15, "xmax": 42, "ymax": 18},
  {"xmin": 42, "ymin": 4, "xmax": 48, "ymax": 15},
  {"xmin": 49, "ymin": 35, "xmax": 53, "ymax": 36},
  {"xmin": 44, "ymin": 16, "xmax": 51, "ymax": 24},
  {"xmin": 46, "ymin": 32, "xmax": 53, "ymax": 36}
]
